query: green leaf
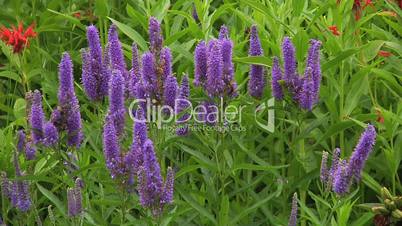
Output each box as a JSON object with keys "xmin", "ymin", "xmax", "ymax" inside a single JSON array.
[
  {"xmin": 13, "ymin": 98, "xmax": 26, "ymax": 120},
  {"xmin": 219, "ymin": 195, "xmax": 229, "ymax": 226},
  {"xmin": 0, "ymin": 71, "xmax": 21, "ymax": 83},
  {"xmin": 233, "ymin": 56, "xmax": 271, "ymax": 67},
  {"xmin": 37, "ymin": 183, "xmax": 66, "ymax": 217},
  {"xmin": 108, "ymin": 17, "xmax": 148, "ymax": 51}
]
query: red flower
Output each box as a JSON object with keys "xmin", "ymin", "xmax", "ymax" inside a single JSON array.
[
  {"xmin": 328, "ymin": 26, "xmax": 341, "ymax": 36},
  {"xmin": 378, "ymin": 50, "xmax": 392, "ymax": 57},
  {"xmin": 73, "ymin": 11, "xmax": 82, "ymax": 19},
  {"xmin": 0, "ymin": 22, "xmax": 37, "ymax": 53},
  {"xmin": 362, "ymin": 0, "xmax": 375, "ymax": 9}
]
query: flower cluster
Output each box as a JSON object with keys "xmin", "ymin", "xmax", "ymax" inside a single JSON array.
[
  {"xmin": 67, "ymin": 178, "xmax": 83, "ymax": 217},
  {"xmin": 0, "ymin": 22, "xmax": 36, "ymax": 53},
  {"xmin": 81, "ymin": 25, "xmax": 109, "ymax": 101},
  {"xmin": 272, "ymin": 37, "xmax": 322, "ymax": 111},
  {"xmin": 0, "ymin": 152, "xmax": 31, "ymax": 212},
  {"xmin": 320, "ymin": 124, "xmax": 377, "ymax": 195},
  {"xmin": 194, "ymin": 25, "xmax": 238, "ymax": 98},
  {"xmin": 102, "ymin": 106, "xmax": 175, "ymax": 215},
  {"xmin": 248, "ymin": 25, "xmax": 266, "ymax": 99}
]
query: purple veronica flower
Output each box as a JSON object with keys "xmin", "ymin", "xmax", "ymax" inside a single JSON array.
[
  {"xmin": 333, "ymin": 159, "xmax": 350, "ymax": 195},
  {"xmin": 142, "ymin": 52, "xmax": 158, "ymax": 98},
  {"xmin": 299, "ymin": 67, "xmax": 315, "ymax": 110},
  {"xmin": 194, "ymin": 41, "xmax": 208, "ymax": 87},
  {"xmin": 134, "ymin": 81, "xmax": 147, "ymax": 113},
  {"xmin": 288, "ymin": 193, "xmax": 298, "ymax": 226},
  {"xmin": 220, "ymin": 38, "xmax": 237, "ymax": 97},
  {"xmin": 43, "ymin": 121, "xmax": 59, "ymax": 147},
  {"xmin": 108, "ymin": 70, "xmax": 126, "ymax": 136},
  {"xmin": 30, "ymin": 90, "xmax": 44, "ymax": 144},
  {"xmin": 58, "ymin": 53, "xmax": 83, "ymax": 148},
  {"xmin": 17, "ymin": 130, "xmax": 25, "ymax": 152},
  {"xmin": 329, "ymin": 148, "xmax": 341, "ymax": 185},
  {"xmin": 218, "ymin": 25, "xmax": 229, "ymax": 40},
  {"xmin": 149, "ymin": 17, "xmax": 163, "ymax": 54},
  {"xmin": 13, "ymin": 152, "xmax": 31, "ymax": 212},
  {"xmin": 306, "ymin": 39, "xmax": 321, "ymax": 101},
  {"xmin": 1, "ymin": 171, "xmax": 10, "ymax": 198},
  {"xmin": 67, "ymin": 178, "xmax": 83, "ymax": 217},
  {"xmin": 206, "ymin": 40, "xmax": 224, "ymax": 97},
  {"xmin": 320, "ymin": 151, "xmax": 329, "ymax": 183},
  {"xmin": 271, "ymin": 57, "xmax": 284, "ymax": 100},
  {"xmin": 160, "ymin": 47, "xmax": 172, "ymax": 81},
  {"xmin": 137, "ymin": 139, "xmax": 163, "ymax": 211},
  {"xmin": 192, "ymin": 3, "xmax": 200, "ymax": 23},
  {"xmin": 108, "ymin": 24, "xmax": 129, "ymax": 90},
  {"xmin": 103, "ymin": 114, "xmax": 122, "ymax": 179},
  {"xmin": 160, "ymin": 167, "xmax": 174, "ymax": 205},
  {"xmin": 248, "ymin": 25, "xmax": 265, "ymax": 98},
  {"xmin": 163, "ymin": 75, "xmax": 178, "ymax": 114},
  {"xmin": 175, "ymin": 75, "xmax": 190, "ymax": 136},
  {"xmin": 346, "ymin": 124, "xmax": 376, "ymax": 182},
  {"xmin": 82, "ymin": 25, "xmax": 108, "ymax": 100},
  {"xmin": 81, "ymin": 49, "xmax": 97, "ymax": 101},
  {"xmin": 25, "ymin": 141, "xmax": 36, "ymax": 160},
  {"xmin": 131, "ymin": 107, "xmax": 148, "ymax": 170},
  {"xmin": 281, "ymin": 37, "xmax": 297, "ymax": 85}
]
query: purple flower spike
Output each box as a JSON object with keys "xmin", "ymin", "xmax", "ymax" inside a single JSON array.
[
  {"xmin": 329, "ymin": 148, "xmax": 341, "ymax": 185},
  {"xmin": 346, "ymin": 124, "xmax": 377, "ymax": 182},
  {"xmin": 134, "ymin": 81, "xmax": 147, "ymax": 112},
  {"xmin": 30, "ymin": 90, "xmax": 44, "ymax": 144},
  {"xmin": 248, "ymin": 25, "xmax": 265, "ymax": 98},
  {"xmin": 306, "ymin": 39, "xmax": 322, "ymax": 101},
  {"xmin": 163, "ymin": 75, "xmax": 178, "ymax": 114},
  {"xmin": 221, "ymin": 39, "xmax": 234, "ymax": 82},
  {"xmin": 161, "ymin": 167, "xmax": 175, "ymax": 205},
  {"xmin": 58, "ymin": 53, "xmax": 75, "ymax": 106},
  {"xmin": 108, "ymin": 70, "xmax": 126, "ymax": 136},
  {"xmin": 129, "ymin": 43, "xmax": 141, "ymax": 98},
  {"xmin": 194, "ymin": 41, "xmax": 208, "ymax": 87},
  {"xmin": 1, "ymin": 171, "xmax": 10, "ymax": 198},
  {"xmin": 103, "ymin": 114, "xmax": 122, "ymax": 179},
  {"xmin": 206, "ymin": 40, "xmax": 224, "ymax": 97},
  {"xmin": 271, "ymin": 57, "xmax": 284, "ymax": 100},
  {"xmin": 66, "ymin": 106, "xmax": 83, "ymax": 148},
  {"xmin": 333, "ymin": 159, "xmax": 350, "ymax": 195},
  {"xmin": 149, "ymin": 17, "xmax": 163, "ymax": 54},
  {"xmin": 13, "ymin": 153, "xmax": 31, "ymax": 212},
  {"xmin": 67, "ymin": 188, "xmax": 77, "ymax": 217},
  {"xmin": 281, "ymin": 37, "xmax": 297, "ymax": 85},
  {"xmin": 81, "ymin": 49, "xmax": 97, "ymax": 101},
  {"xmin": 175, "ymin": 75, "xmax": 190, "ymax": 136},
  {"xmin": 320, "ymin": 151, "xmax": 329, "ymax": 183},
  {"xmin": 192, "ymin": 3, "xmax": 200, "ymax": 23},
  {"xmin": 25, "ymin": 141, "xmax": 36, "ymax": 160},
  {"xmin": 108, "ymin": 24, "xmax": 128, "ymax": 89},
  {"xmin": 299, "ymin": 67, "xmax": 315, "ymax": 111},
  {"xmin": 137, "ymin": 139, "xmax": 163, "ymax": 210},
  {"xmin": 17, "ymin": 130, "xmax": 26, "ymax": 152},
  {"xmin": 131, "ymin": 106, "xmax": 148, "ymax": 171},
  {"xmin": 160, "ymin": 47, "xmax": 172, "ymax": 81},
  {"xmin": 142, "ymin": 52, "xmax": 158, "ymax": 97},
  {"xmin": 43, "ymin": 122, "xmax": 58, "ymax": 147},
  {"xmin": 288, "ymin": 193, "xmax": 298, "ymax": 226},
  {"xmin": 218, "ymin": 25, "xmax": 229, "ymax": 40},
  {"xmin": 132, "ymin": 43, "xmax": 141, "ymax": 76}
]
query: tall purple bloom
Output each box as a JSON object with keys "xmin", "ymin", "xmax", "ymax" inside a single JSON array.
[
  {"xmin": 281, "ymin": 37, "xmax": 297, "ymax": 85},
  {"xmin": 160, "ymin": 47, "xmax": 172, "ymax": 81},
  {"xmin": 30, "ymin": 90, "xmax": 44, "ymax": 144},
  {"xmin": 130, "ymin": 106, "xmax": 148, "ymax": 170},
  {"xmin": 108, "ymin": 70, "xmax": 126, "ymax": 136},
  {"xmin": 134, "ymin": 81, "xmax": 147, "ymax": 112},
  {"xmin": 58, "ymin": 53, "xmax": 83, "ymax": 148},
  {"xmin": 1, "ymin": 171, "xmax": 10, "ymax": 198},
  {"xmin": 271, "ymin": 57, "xmax": 284, "ymax": 100},
  {"xmin": 299, "ymin": 67, "xmax": 315, "ymax": 110},
  {"xmin": 67, "ymin": 182, "xmax": 83, "ymax": 218},
  {"xmin": 194, "ymin": 41, "xmax": 208, "ymax": 87},
  {"xmin": 149, "ymin": 17, "xmax": 163, "ymax": 54},
  {"xmin": 17, "ymin": 130, "xmax": 25, "ymax": 152},
  {"xmin": 103, "ymin": 114, "xmax": 122, "ymax": 179},
  {"xmin": 25, "ymin": 141, "xmax": 36, "ymax": 160},
  {"xmin": 108, "ymin": 24, "xmax": 128, "ymax": 89},
  {"xmin": 320, "ymin": 151, "xmax": 329, "ymax": 183},
  {"xmin": 43, "ymin": 121, "xmax": 59, "ymax": 147},
  {"xmin": 333, "ymin": 159, "xmax": 350, "ymax": 195},
  {"xmin": 160, "ymin": 167, "xmax": 174, "ymax": 205},
  {"xmin": 82, "ymin": 25, "xmax": 108, "ymax": 101},
  {"xmin": 137, "ymin": 139, "xmax": 163, "ymax": 212},
  {"xmin": 12, "ymin": 152, "xmax": 31, "ymax": 212},
  {"xmin": 220, "ymin": 38, "xmax": 237, "ymax": 97},
  {"xmin": 329, "ymin": 148, "xmax": 341, "ymax": 185},
  {"xmin": 163, "ymin": 75, "xmax": 178, "ymax": 114},
  {"xmin": 175, "ymin": 75, "xmax": 190, "ymax": 136},
  {"xmin": 288, "ymin": 193, "xmax": 298, "ymax": 226},
  {"xmin": 142, "ymin": 52, "xmax": 158, "ymax": 98},
  {"xmin": 346, "ymin": 124, "xmax": 377, "ymax": 182},
  {"xmin": 248, "ymin": 25, "xmax": 265, "ymax": 98},
  {"xmin": 206, "ymin": 40, "xmax": 224, "ymax": 97},
  {"xmin": 218, "ymin": 25, "xmax": 229, "ymax": 40},
  {"xmin": 305, "ymin": 39, "xmax": 321, "ymax": 101}
]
